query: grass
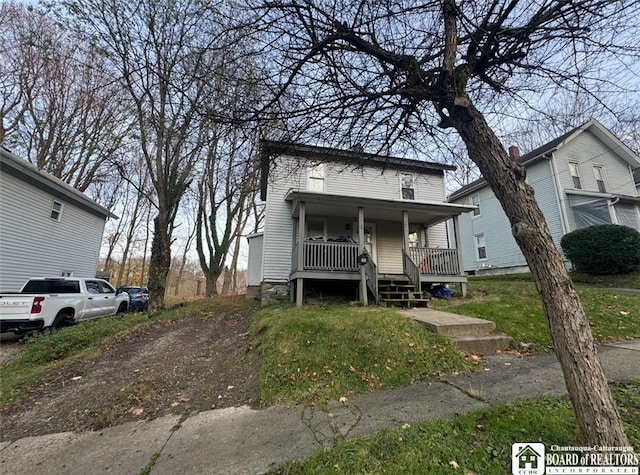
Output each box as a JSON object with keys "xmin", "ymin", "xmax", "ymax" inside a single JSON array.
[
  {"xmin": 271, "ymin": 381, "xmax": 640, "ymax": 474},
  {"xmin": 250, "ymin": 304, "xmax": 478, "ymax": 406},
  {"xmin": 0, "ymin": 298, "xmax": 236, "ymax": 410},
  {"xmin": 468, "ymin": 270, "xmax": 640, "ymax": 289},
  {"xmin": 431, "ymin": 278, "xmax": 640, "ymax": 352}
]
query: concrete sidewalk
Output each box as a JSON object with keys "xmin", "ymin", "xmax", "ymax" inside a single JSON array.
[{"xmin": 1, "ymin": 340, "xmax": 639, "ymax": 475}]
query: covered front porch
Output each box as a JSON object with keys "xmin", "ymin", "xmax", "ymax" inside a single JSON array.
[{"xmin": 286, "ymin": 191, "xmax": 475, "ymax": 306}]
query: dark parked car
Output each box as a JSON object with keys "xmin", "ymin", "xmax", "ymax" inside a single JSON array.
[{"xmin": 116, "ymin": 286, "xmax": 149, "ymax": 312}]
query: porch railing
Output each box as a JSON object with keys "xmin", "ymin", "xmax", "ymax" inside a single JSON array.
[
  {"xmin": 293, "ymin": 241, "xmax": 360, "ymax": 271},
  {"xmin": 409, "ymin": 247, "xmax": 461, "ymax": 275},
  {"xmin": 402, "ymin": 250, "xmax": 422, "ymax": 294}
]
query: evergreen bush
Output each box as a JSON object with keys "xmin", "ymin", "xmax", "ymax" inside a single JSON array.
[{"xmin": 560, "ymin": 224, "xmax": 640, "ymax": 275}]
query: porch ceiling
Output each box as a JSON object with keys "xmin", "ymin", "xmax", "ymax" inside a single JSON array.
[{"xmin": 285, "ymin": 190, "xmax": 476, "ymax": 226}]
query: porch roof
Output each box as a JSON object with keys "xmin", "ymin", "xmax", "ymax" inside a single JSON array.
[{"xmin": 285, "ymin": 190, "xmax": 476, "ymax": 226}]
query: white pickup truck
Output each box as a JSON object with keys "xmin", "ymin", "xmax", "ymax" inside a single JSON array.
[{"xmin": 0, "ymin": 277, "xmax": 129, "ymax": 334}]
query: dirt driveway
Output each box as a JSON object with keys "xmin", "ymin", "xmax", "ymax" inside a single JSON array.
[{"xmin": 0, "ymin": 303, "xmax": 260, "ymax": 442}]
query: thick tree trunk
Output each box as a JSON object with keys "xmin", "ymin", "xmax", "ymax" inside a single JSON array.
[
  {"xmin": 147, "ymin": 214, "xmax": 172, "ymax": 313},
  {"xmin": 205, "ymin": 271, "xmax": 221, "ymax": 297},
  {"xmin": 450, "ymin": 100, "xmax": 629, "ymax": 446}
]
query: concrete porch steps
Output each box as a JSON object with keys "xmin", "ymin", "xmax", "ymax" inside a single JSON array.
[{"xmin": 404, "ymin": 308, "xmax": 513, "ymax": 354}]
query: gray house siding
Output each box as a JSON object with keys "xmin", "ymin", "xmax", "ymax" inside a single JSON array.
[
  {"xmin": 0, "ymin": 165, "xmax": 106, "ymax": 291},
  {"xmin": 555, "ymin": 133, "xmax": 638, "ymax": 197},
  {"xmin": 305, "ymin": 161, "xmax": 445, "ymax": 201},
  {"xmin": 261, "ymin": 159, "xmax": 297, "ymax": 283},
  {"xmin": 261, "ymin": 154, "xmax": 449, "ymax": 282},
  {"xmin": 246, "ymin": 233, "xmax": 264, "ymax": 286},
  {"xmin": 449, "ymin": 121, "xmax": 640, "ymax": 274}
]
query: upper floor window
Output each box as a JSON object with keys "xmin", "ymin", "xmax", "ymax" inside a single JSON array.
[
  {"xmin": 471, "ymin": 193, "xmax": 481, "ymax": 216},
  {"xmin": 568, "ymin": 162, "xmax": 582, "ymax": 189},
  {"xmin": 475, "ymin": 233, "xmax": 487, "ymax": 260},
  {"xmin": 593, "ymin": 166, "xmax": 606, "ymax": 193},
  {"xmin": 308, "ymin": 163, "xmax": 326, "ymax": 192},
  {"xmin": 50, "ymin": 200, "xmax": 63, "ymax": 221},
  {"xmin": 400, "ymin": 173, "xmax": 415, "ymax": 199}
]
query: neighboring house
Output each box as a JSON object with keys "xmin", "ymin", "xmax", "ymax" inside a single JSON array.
[
  {"xmin": 248, "ymin": 140, "xmax": 476, "ymax": 306},
  {"xmin": 0, "ymin": 147, "xmax": 114, "ymax": 291},
  {"xmin": 448, "ymin": 120, "xmax": 640, "ymax": 274}
]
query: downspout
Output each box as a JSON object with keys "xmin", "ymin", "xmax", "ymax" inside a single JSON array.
[
  {"xmin": 548, "ymin": 152, "xmax": 570, "ymax": 235},
  {"xmin": 608, "ymin": 196, "xmax": 620, "ymax": 224}
]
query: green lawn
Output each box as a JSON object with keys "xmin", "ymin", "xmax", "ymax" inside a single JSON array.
[
  {"xmin": 250, "ymin": 304, "xmax": 478, "ymax": 406},
  {"xmin": 432, "ymin": 279, "xmax": 640, "ymax": 352},
  {"xmin": 271, "ymin": 381, "xmax": 640, "ymax": 474}
]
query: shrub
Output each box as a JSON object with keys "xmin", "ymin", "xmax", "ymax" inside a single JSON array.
[{"xmin": 560, "ymin": 224, "xmax": 640, "ymax": 275}]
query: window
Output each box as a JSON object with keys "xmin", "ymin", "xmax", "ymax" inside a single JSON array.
[
  {"xmin": 308, "ymin": 163, "xmax": 326, "ymax": 191},
  {"xmin": 475, "ymin": 233, "xmax": 487, "ymax": 260},
  {"xmin": 86, "ymin": 281, "xmax": 100, "ymax": 294},
  {"xmin": 400, "ymin": 173, "xmax": 415, "ymax": 200},
  {"xmin": 50, "ymin": 200, "xmax": 63, "ymax": 221},
  {"xmin": 408, "ymin": 231, "xmax": 419, "ymax": 248},
  {"xmin": 568, "ymin": 162, "xmax": 582, "ymax": 189},
  {"xmin": 98, "ymin": 281, "xmax": 116, "ymax": 294},
  {"xmin": 593, "ymin": 166, "xmax": 606, "ymax": 193},
  {"xmin": 471, "ymin": 193, "xmax": 481, "ymax": 216}
]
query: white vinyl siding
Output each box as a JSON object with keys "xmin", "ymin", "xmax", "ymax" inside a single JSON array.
[
  {"xmin": 261, "ymin": 154, "xmax": 451, "ymax": 282},
  {"xmin": 261, "ymin": 160, "xmax": 297, "ymax": 282},
  {"xmin": 0, "ymin": 171, "xmax": 106, "ymax": 291},
  {"xmin": 246, "ymin": 234, "xmax": 264, "ymax": 286},
  {"xmin": 323, "ymin": 162, "xmax": 445, "ymax": 201}
]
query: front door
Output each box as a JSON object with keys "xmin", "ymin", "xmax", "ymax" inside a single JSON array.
[{"xmin": 353, "ymin": 222, "xmax": 377, "ymax": 263}]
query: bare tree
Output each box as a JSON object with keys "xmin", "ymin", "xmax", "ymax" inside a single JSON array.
[
  {"xmin": 58, "ymin": 0, "xmax": 238, "ymax": 311},
  {"xmin": 196, "ymin": 128, "xmax": 260, "ymax": 296},
  {"xmin": 1, "ymin": 2, "xmax": 132, "ymax": 194},
  {"xmin": 252, "ymin": 0, "xmax": 640, "ymax": 446}
]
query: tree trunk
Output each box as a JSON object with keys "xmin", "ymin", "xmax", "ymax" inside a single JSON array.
[
  {"xmin": 147, "ymin": 214, "xmax": 172, "ymax": 313},
  {"xmin": 450, "ymin": 100, "xmax": 629, "ymax": 446},
  {"xmin": 205, "ymin": 271, "xmax": 220, "ymax": 297}
]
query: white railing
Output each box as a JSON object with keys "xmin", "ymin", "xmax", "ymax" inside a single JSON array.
[
  {"xmin": 409, "ymin": 247, "xmax": 461, "ymax": 275},
  {"xmin": 294, "ymin": 241, "xmax": 360, "ymax": 271}
]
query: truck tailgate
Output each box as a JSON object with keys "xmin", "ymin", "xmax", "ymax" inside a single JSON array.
[{"xmin": 0, "ymin": 295, "xmax": 37, "ymax": 318}]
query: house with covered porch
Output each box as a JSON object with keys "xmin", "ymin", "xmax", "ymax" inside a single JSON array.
[{"xmin": 247, "ymin": 140, "xmax": 475, "ymax": 306}]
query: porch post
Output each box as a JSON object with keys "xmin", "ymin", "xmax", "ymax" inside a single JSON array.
[
  {"xmin": 358, "ymin": 206, "xmax": 368, "ymax": 306},
  {"xmin": 453, "ymin": 215, "xmax": 467, "ymax": 297},
  {"xmin": 402, "ymin": 210, "xmax": 410, "ymax": 252},
  {"xmin": 297, "ymin": 201, "xmax": 306, "ymax": 306}
]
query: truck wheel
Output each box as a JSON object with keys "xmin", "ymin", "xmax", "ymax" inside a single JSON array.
[
  {"xmin": 117, "ymin": 302, "xmax": 128, "ymax": 314},
  {"xmin": 51, "ymin": 312, "xmax": 72, "ymax": 330}
]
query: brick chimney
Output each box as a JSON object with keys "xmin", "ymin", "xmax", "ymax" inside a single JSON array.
[{"xmin": 508, "ymin": 145, "xmax": 521, "ymax": 160}]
